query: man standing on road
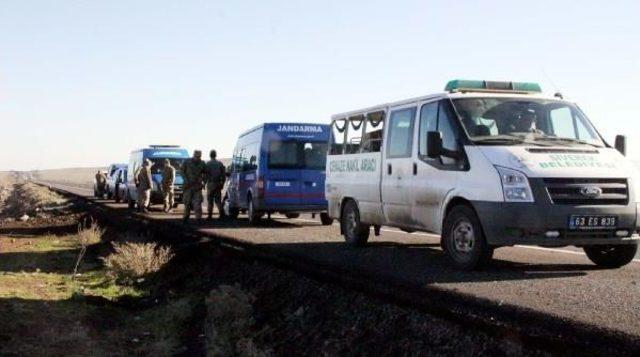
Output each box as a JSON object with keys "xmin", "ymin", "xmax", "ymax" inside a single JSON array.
[
  {"xmin": 180, "ymin": 150, "xmax": 207, "ymax": 225},
  {"xmin": 94, "ymin": 170, "xmax": 106, "ymax": 197},
  {"xmin": 161, "ymin": 158, "xmax": 176, "ymax": 213},
  {"xmin": 136, "ymin": 159, "xmax": 153, "ymax": 213},
  {"xmin": 205, "ymin": 149, "xmax": 226, "ymax": 220}
]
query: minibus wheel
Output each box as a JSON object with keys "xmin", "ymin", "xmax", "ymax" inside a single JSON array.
[
  {"xmin": 341, "ymin": 200, "xmax": 369, "ymax": 246},
  {"xmin": 320, "ymin": 212, "xmax": 334, "ymax": 226},
  {"xmin": 583, "ymin": 244, "xmax": 638, "ymax": 268},
  {"xmin": 442, "ymin": 205, "xmax": 493, "ymax": 270},
  {"xmin": 285, "ymin": 213, "xmax": 300, "ymax": 219}
]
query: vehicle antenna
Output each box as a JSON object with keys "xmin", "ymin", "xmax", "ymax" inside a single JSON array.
[{"xmin": 542, "ymin": 68, "xmax": 564, "ymax": 99}]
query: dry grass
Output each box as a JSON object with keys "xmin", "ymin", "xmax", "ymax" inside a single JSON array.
[
  {"xmin": 102, "ymin": 242, "xmax": 174, "ymax": 285},
  {"xmin": 205, "ymin": 284, "xmax": 270, "ymax": 357},
  {"xmin": 73, "ymin": 222, "xmax": 105, "ymax": 277},
  {"xmin": 1, "ymin": 182, "xmax": 67, "ymax": 217}
]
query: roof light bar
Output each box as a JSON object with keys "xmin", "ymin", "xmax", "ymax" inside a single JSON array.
[{"xmin": 445, "ymin": 79, "xmax": 542, "ymax": 93}]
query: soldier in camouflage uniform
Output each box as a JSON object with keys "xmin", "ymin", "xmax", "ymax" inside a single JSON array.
[
  {"xmin": 135, "ymin": 159, "xmax": 153, "ymax": 213},
  {"xmin": 161, "ymin": 158, "xmax": 176, "ymax": 213},
  {"xmin": 180, "ymin": 150, "xmax": 207, "ymax": 224},
  {"xmin": 205, "ymin": 149, "xmax": 226, "ymax": 220}
]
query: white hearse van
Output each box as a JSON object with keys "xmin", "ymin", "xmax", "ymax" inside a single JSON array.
[{"xmin": 326, "ymin": 80, "xmax": 639, "ymax": 269}]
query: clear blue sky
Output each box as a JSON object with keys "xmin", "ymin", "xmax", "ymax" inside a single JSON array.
[{"xmin": 1, "ymin": 0, "xmax": 639, "ymax": 170}]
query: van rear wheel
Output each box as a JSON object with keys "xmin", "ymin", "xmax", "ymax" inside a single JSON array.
[
  {"xmin": 442, "ymin": 205, "xmax": 494, "ymax": 270},
  {"xmin": 320, "ymin": 212, "xmax": 333, "ymax": 226},
  {"xmin": 285, "ymin": 213, "xmax": 300, "ymax": 219},
  {"xmin": 584, "ymin": 244, "xmax": 637, "ymax": 268},
  {"xmin": 127, "ymin": 191, "xmax": 135, "ymax": 209},
  {"xmin": 247, "ymin": 197, "xmax": 261, "ymax": 225},
  {"xmin": 341, "ymin": 200, "xmax": 369, "ymax": 246}
]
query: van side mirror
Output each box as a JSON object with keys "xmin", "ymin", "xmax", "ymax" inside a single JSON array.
[
  {"xmin": 615, "ymin": 135, "xmax": 626, "ymax": 156},
  {"xmin": 427, "ymin": 131, "xmax": 443, "ymax": 158}
]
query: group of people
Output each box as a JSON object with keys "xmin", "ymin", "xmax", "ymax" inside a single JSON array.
[{"xmin": 134, "ymin": 149, "xmax": 226, "ymax": 225}]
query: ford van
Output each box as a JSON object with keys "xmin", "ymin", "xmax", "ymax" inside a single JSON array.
[
  {"xmin": 326, "ymin": 80, "xmax": 639, "ymax": 269},
  {"xmin": 224, "ymin": 123, "xmax": 333, "ymax": 225}
]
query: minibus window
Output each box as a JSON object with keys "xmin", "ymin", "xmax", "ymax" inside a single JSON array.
[
  {"xmin": 362, "ymin": 111, "xmax": 385, "ymax": 153},
  {"xmin": 438, "ymin": 103, "xmax": 459, "ymax": 165},
  {"xmin": 330, "ymin": 119, "xmax": 347, "ymax": 155},
  {"xmin": 345, "ymin": 115, "xmax": 364, "ymax": 154},
  {"xmin": 418, "ymin": 102, "xmax": 438, "ymax": 156},
  {"xmin": 386, "ymin": 108, "xmax": 416, "ymax": 158}
]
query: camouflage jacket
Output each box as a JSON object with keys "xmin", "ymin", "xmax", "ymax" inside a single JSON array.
[
  {"xmin": 205, "ymin": 159, "xmax": 226, "ymax": 191},
  {"xmin": 161, "ymin": 165, "xmax": 176, "ymax": 190},
  {"xmin": 180, "ymin": 158, "xmax": 206, "ymax": 191}
]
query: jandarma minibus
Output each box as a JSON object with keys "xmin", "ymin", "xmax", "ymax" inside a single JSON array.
[
  {"xmin": 325, "ymin": 79, "xmax": 639, "ymax": 270},
  {"xmin": 224, "ymin": 123, "xmax": 333, "ymax": 225}
]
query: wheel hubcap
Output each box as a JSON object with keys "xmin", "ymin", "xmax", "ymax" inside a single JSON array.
[{"xmin": 452, "ymin": 219, "xmax": 475, "ymax": 253}]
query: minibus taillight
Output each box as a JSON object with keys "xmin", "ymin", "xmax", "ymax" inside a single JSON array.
[{"xmin": 257, "ymin": 177, "xmax": 265, "ymax": 198}]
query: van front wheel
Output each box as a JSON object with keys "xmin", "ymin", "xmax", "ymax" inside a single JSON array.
[
  {"xmin": 584, "ymin": 244, "xmax": 637, "ymax": 268},
  {"xmin": 442, "ymin": 205, "xmax": 493, "ymax": 270},
  {"xmin": 341, "ymin": 200, "xmax": 369, "ymax": 246}
]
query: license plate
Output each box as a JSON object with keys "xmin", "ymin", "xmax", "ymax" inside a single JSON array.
[{"xmin": 568, "ymin": 215, "xmax": 617, "ymax": 230}]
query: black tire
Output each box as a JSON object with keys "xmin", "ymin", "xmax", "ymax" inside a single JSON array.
[
  {"xmin": 106, "ymin": 188, "xmax": 112, "ymax": 200},
  {"xmin": 127, "ymin": 191, "xmax": 135, "ymax": 209},
  {"xmin": 114, "ymin": 190, "xmax": 121, "ymax": 203},
  {"xmin": 247, "ymin": 196, "xmax": 261, "ymax": 225},
  {"xmin": 93, "ymin": 188, "xmax": 98, "ymax": 197},
  {"xmin": 341, "ymin": 200, "xmax": 369, "ymax": 246},
  {"xmin": 320, "ymin": 212, "xmax": 334, "ymax": 226},
  {"xmin": 223, "ymin": 195, "xmax": 239, "ymax": 219},
  {"xmin": 442, "ymin": 205, "xmax": 494, "ymax": 270},
  {"xmin": 584, "ymin": 245, "xmax": 637, "ymax": 268},
  {"xmin": 285, "ymin": 213, "xmax": 300, "ymax": 219}
]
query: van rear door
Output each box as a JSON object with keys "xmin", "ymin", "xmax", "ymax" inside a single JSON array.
[
  {"xmin": 264, "ymin": 141, "xmax": 302, "ymax": 207},
  {"xmin": 299, "ymin": 141, "xmax": 328, "ymax": 206}
]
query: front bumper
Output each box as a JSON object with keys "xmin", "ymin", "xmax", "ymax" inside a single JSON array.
[{"xmin": 472, "ymin": 178, "xmax": 639, "ymax": 247}]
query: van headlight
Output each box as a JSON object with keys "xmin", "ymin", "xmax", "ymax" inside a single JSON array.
[{"xmin": 495, "ymin": 166, "xmax": 534, "ymax": 202}]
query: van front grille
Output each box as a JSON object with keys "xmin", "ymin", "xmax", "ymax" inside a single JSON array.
[{"xmin": 543, "ymin": 178, "xmax": 628, "ymax": 205}]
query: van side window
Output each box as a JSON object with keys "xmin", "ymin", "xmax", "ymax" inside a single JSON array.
[
  {"xmin": 330, "ymin": 119, "xmax": 347, "ymax": 155},
  {"xmin": 438, "ymin": 101, "xmax": 460, "ymax": 166},
  {"xmin": 418, "ymin": 102, "xmax": 438, "ymax": 156},
  {"xmin": 362, "ymin": 111, "xmax": 385, "ymax": 153},
  {"xmin": 345, "ymin": 115, "xmax": 364, "ymax": 154},
  {"xmin": 386, "ymin": 107, "xmax": 416, "ymax": 158}
]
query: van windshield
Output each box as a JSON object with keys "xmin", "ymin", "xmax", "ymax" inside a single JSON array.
[
  {"xmin": 149, "ymin": 158, "xmax": 186, "ymax": 174},
  {"xmin": 451, "ymin": 98, "xmax": 605, "ymax": 147},
  {"xmin": 268, "ymin": 141, "xmax": 328, "ymax": 170}
]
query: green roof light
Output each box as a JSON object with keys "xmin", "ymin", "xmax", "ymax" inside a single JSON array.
[{"xmin": 445, "ymin": 79, "xmax": 542, "ymax": 93}]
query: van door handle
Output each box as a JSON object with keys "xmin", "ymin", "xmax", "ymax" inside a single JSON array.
[
  {"xmin": 387, "ymin": 164, "xmax": 392, "ymax": 175},
  {"xmin": 413, "ymin": 163, "xmax": 417, "ymax": 175}
]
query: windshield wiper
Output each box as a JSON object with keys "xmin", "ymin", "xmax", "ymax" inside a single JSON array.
[
  {"xmin": 472, "ymin": 135, "xmax": 554, "ymax": 147},
  {"xmin": 533, "ymin": 136, "xmax": 602, "ymax": 148}
]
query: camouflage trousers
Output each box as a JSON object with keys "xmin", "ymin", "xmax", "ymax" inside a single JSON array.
[
  {"xmin": 163, "ymin": 186, "xmax": 174, "ymax": 212},
  {"xmin": 206, "ymin": 187, "xmax": 224, "ymax": 218},
  {"xmin": 183, "ymin": 188, "xmax": 203, "ymax": 220},
  {"xmin": 137, "ymin": 188, "xmax": 151, "ymax": 211}
]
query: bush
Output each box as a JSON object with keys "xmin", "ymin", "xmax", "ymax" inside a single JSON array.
[
  {"xmin": 102, "ymin": 242, "xmax": 173, "ymax": 285},
  {"xmin": 73, "ymin": 222, "xmax": 105, "ymax": 277},
  {"xmin": 205, "ymin": 285, "xmax": 269, "ymax": 357}
]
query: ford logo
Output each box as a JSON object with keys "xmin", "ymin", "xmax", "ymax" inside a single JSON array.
[{"xmin": 579, "ymin": 186, "xmax": 602, "ymax": 198}]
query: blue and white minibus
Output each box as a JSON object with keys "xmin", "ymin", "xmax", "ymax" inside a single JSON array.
[{"xmin": 224, "ymin": 123, "xmax": 333, "ymax": 225}]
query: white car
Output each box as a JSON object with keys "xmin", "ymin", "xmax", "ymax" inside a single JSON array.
[{"xmin": 326, "ymin": 79, "xmax": 639, "ymax": 270}]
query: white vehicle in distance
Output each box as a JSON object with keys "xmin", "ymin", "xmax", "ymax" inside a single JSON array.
[{"xmin": 325, "ymin": 79, "xmax": 639, "ymax": 270}]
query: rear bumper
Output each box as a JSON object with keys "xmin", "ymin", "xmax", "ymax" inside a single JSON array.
[
  {"xmin": 473, "ymin": 201, "xmax": 639, "ymax": 247},
  {"xmin": 256, "ymin": 200, "xmax": 327, "ymax": 213}
]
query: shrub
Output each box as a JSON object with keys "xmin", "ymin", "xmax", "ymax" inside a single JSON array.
[
  {"xmin": 102, "ymin": 242, "xmax": 173, "ymax": 285},
  {"xmin": 205, "ymin": 285, "xmax": 270, "ymax": 357},
  {"xmin": 73, "ymin": 222, "xmax": 105, "ymax": 277}
]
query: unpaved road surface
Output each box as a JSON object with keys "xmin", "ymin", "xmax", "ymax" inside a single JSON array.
[{"xmin": 45, "ymin": 182, "xmax": 640, "ymax": 343}]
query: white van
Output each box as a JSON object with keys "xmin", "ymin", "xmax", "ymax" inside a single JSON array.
[{"xmin": 326, "ymin": 80, "xmax": 639, "ymax": 270}]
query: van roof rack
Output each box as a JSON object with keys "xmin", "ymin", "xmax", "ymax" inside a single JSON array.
[
  {"xmin": 149, "ymin": 145, "xmax": 180, "ymax": 148},
  {"xmin": 445, "ymin": 79, "xmax": 542, "ymax": 94}
]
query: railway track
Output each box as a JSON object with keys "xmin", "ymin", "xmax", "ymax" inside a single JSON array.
[{"xmin": 38, "ymin": 181, "xmax": 640, "ymax": 355}]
